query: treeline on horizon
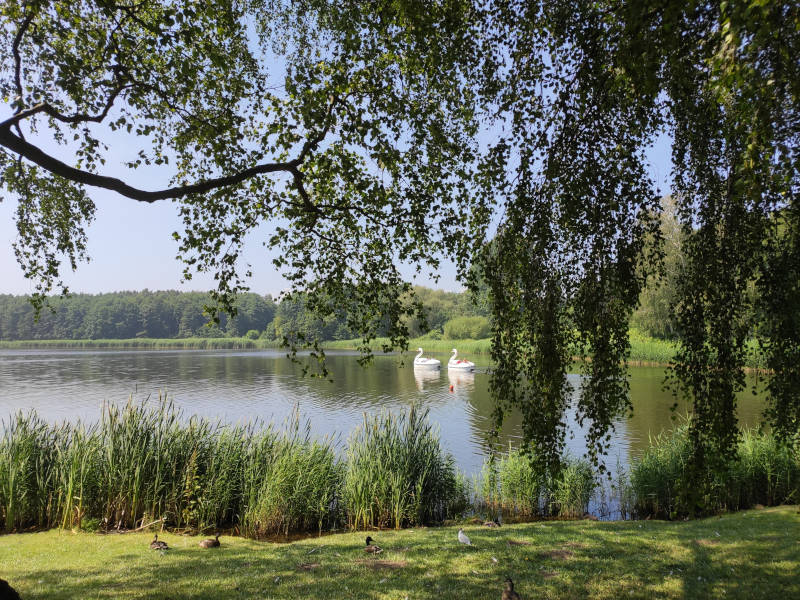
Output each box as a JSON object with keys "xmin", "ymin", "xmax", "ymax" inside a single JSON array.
[{"xmin": 0, "ymin": 287, "xmax": 493, "ymax": 342}]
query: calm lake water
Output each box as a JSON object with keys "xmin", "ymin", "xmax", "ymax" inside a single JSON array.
[{"xmin": 0, "ymin": 349, "xmax": 768, "ymax": 480}]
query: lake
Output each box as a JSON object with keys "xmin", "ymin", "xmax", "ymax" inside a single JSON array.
[{"xmin": 0, "ymin": 348, "xmax": 767, "ymax": 480}]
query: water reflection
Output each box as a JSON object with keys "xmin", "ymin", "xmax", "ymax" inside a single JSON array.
[
  {"xmin": 413, "ymin": 366, "xmax": 441, "ymax": 391},
  {"xmin": 0, "ymin": 349, "xmax": 768, "ymax": 478},
  {"xmin": 447, "ymin": 369, "xmax": 475, "ymax": 392}
]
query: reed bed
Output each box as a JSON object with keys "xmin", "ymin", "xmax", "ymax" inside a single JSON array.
[
  {"xmin": 475, "ymin": 448, "xmax": 596, "ymax": 519},
  {"xmin": 0, "ymin": 400, "xmax": 341, "ymax": 536},
  {"xmin": 628, "ymin": 423, "xmax": 800, "ymax": 518},
  {"xmin": 0, "ymin": 401, "xmax": 465, "ymax": 536},
  {"xmin": 343, "ymin": 407, "xmax": 468, "ymax": 529},
  {"xmin": 4, "ymin": 401, "xmax": 796, "ymax": 536}
]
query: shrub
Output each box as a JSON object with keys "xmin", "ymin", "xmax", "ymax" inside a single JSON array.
[
  {"xmin": 245, "ymin": 329, "xmax": 260, "ymax": 340},
  {"xmin": 443, "ymin": 316, "xmax": 490, "ymax": 340}
]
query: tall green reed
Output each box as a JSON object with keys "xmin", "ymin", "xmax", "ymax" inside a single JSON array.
[
  {"xmin": 629, "ymin": 423, "xmax": 800, "ymax": 518},
  {"xmin": 343, "ymin": 406, "xmax": 465, "ymax": 529},
  {"xmin": 477, "ymin": 447, "xmax": 596, "ymax": 519}
]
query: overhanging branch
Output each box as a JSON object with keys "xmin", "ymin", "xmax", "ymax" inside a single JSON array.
[{"xmin": 0, "ymin": 125, "xmax": 302, "ymax": 202}]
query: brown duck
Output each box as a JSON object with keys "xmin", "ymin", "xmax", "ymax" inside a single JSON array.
[
  {"xmin": 199, "ymin": 534, "xmax": 221, "ymax": 548},
  {"xmin": 502, "ymin": 577, "xmax": 521, "ymax": 600},
  {"xmin": 149, "ymin": 534, "xmax": 169, "ymax": 551},
  {"xmin": 364, "ymin": 536, "xmax": 382, "ymax": 554},
  {"xmin": 0, "ymin": 579, "xmax": 22, "ymax": 600}
]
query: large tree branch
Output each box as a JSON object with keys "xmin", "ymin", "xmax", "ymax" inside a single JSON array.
[
  {"xmin": 0, "ymin": 91, "xmax": 340, "ymax": 206},
  {"xmin": 0, "ymin": 124, "xmax": 302, "ymax": 202}
]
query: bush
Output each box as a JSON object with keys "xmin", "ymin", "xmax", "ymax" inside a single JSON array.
[
  {"xmin": 443, "ymin": 316, "xmax": 490, "ymax": 340},
  {"xmin": 245, "ymin": 329, "xmax": 260, "ymax": 340}
]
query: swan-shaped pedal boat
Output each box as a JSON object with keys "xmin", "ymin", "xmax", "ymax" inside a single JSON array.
[
  {"xmin": 414, "ymin": 347, "xmax": 441, "ymax": 369},
  {"xmin": 448, "ymin": 348, "xmax": 475, "ymax": 371}
]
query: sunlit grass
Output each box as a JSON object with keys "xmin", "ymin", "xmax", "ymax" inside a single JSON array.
[{"xmin": 1, "ymin": 506, "xmax": 798, "ymax": 599}]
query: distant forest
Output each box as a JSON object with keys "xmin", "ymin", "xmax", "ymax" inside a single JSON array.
[{"xmin": 0, "ymin": 287, "xmax": 492, "ymax": 342}]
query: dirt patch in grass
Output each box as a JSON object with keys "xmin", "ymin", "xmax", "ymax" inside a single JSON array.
[
  {"xmin": 694, "ymin": 539, "xmax": 720, "ymax": 547},
  {"xmin": 541, "ymin": 549, "xmax": 574, "ymax": 560},
  {"xmin": 541, "ymin": 571, "xmax": 558, "ymax": 579},
  {"xmin": 296, "ymin": 562, "xmax": 320, "ymax": 571},
  {"xmin": 563, "ymin": 541, "xmax": 586, "ymax": 549},
  {"xmin": 356, "ymin": 559, "xmax": 407, "ymax": 569},
  {"xmin": 507, "ymin": 539, "xmax": 532, "ymax": 546}
]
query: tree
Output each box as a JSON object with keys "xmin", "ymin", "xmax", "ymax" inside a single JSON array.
[
  {"xmin": 475, "ymin": 1, "xmax": 799, "ymax": 505},
  {"xmin": 0, "ymin": 0, "xmax": 485, "ymax": 345}
]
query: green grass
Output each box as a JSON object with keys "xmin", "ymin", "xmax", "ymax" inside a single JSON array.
[
  {"xmin": 1, "ymin": 506, "xmax": 798, "ymax": 599},
  {"xmin": 323, "ymin": 336, "xmax": 494, "ymax": 355}
]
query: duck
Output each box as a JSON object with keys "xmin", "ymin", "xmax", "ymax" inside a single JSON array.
[
  {"xmin": 0, "ymin": 579, "xmax": 22, "ymax": 600},
  {"xmin": 502, "ymin": 577, "xmax": 521, "ymax": 600},
  {"xmin": 447, "ymin": 349, "xmax": 475, "ymax": 371},
  {"xmin": 413, "ymin": 348, "xmax": 441, "ymax": 369},
  {"xmin": 149, "ymin": 534, "xmax": 169, "ymax": 551},
  {"xmin": 199, "ymin": 533, "xmax": 221, "ymax": 548},
  {"xmin": 484, "ymin": 517, "xmax": 502, "ymax": 528},
  {"xmin": 364, "ymin": 536, "xmax": 383, "ymax": 554},
  {"xmin": 457, "ymin": 528, "xmax": 472, "ymax": 545}
]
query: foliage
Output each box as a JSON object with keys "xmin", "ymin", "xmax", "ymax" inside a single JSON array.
[
  {"xmin": 0, "ymin": 0, "xmax": 485, "ymax": 354},
  {"xmin": 629, "ymin": 424, "xmax": 800, "ymax": 519},
  {"xmin": 0, "ymin": 291, "xmax": 276, "ymax": 340},
  {"xmin": 475, "ymin": 1, "xmax": 800, "ymax": 494},
  {"xmin": 443, "ymin": 316, "xmax": 490, "ymax": 340},
  {"xmin": 0, "ymin": 285, "xmax": 490, "ymax": 343},
  {"xmin": 476, "ymin": 448, "xmax": 595, "ymax": 519},
  {"xmin": 343, "ymin": 407, "xmax": 464, "ymax": 529}
]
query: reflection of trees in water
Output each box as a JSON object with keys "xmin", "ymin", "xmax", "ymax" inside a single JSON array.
[{"xmin": 624, "ymin": 367, "xmax": 767, "ymax": 458}]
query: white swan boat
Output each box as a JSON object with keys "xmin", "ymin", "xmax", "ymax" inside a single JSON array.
[
  {"xmin": 413, "ymin": 347, "xmax": 441, "ymax": 369},
  {"xmin": 447, "ymin": 348, "xmax": 475, "ymax": 371}
]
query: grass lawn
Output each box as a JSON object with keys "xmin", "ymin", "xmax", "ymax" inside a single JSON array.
[{"xmin": 1, "ymin": 506, "xmax": 798, "ymax": 599}]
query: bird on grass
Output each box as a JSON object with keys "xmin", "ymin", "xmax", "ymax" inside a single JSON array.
[
  {"xmin": 199, "ymin": 534, "xmax": 221, "ymax": 548},
  {"xmin": 502, "ymin": 577, "xmax": 521, "ymax": 600},
  {"xmin": 458, "ymin": 529, "xmax": 472, "ymax": 545},
  {"xmin": 149, "ymin": 534, "xmax": 169, "ymax": 551},
  {"xmin": 364, "ymin": 536, "xmax": 383, "ymax": 554},
  {"xmin": 484, "ymin": 518, "xmax": 502, "ymax": 528},
  {"xmin": 0, "ymin": 579, "xmax": 22, "ymax": 600}
]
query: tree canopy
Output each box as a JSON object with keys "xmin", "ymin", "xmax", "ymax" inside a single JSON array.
[{"xmin": 2, "ymin": 0, "xmax": 798, "ymax": 510}]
